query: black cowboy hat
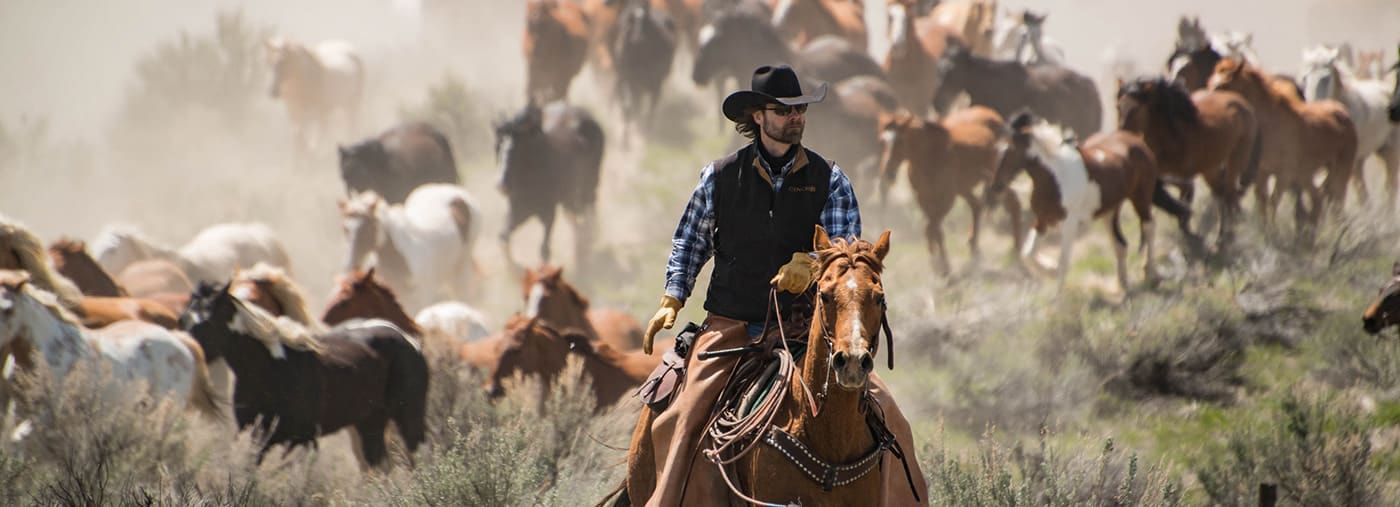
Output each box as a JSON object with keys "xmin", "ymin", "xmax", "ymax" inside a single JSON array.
[{"xmin": 721, "ymin": 64, "xmax": 827, "ymax": 122}]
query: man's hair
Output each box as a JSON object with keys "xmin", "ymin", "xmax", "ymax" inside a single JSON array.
[{"xmin": 734, "ymin": 107, "xmax": 761, "ymax": 140}]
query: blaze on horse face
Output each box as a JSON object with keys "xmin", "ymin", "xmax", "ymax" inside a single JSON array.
[
  {"xmin": 814, "ymin": 228, "xmax": 891, "ymax": 390},
  {"xmin": 1363, "ymin": 262, "xmax": 1400, "ymax": 334}
]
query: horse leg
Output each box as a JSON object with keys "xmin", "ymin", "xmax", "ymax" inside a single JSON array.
[
  {"xmin": 1130, "ymin": 191, "xmax": 1157, "ymax": 284},
  {"xmin": 540, "ymin": 207, "xmax": 558, "ymax": 263},
  {"xmin": 355, "ymin": 416, "xmax": 391, "ymax": 471},
  {"xmin": 925, "ymin": 221, "xmax": 951, "ymax": 278},
  {"xmin": 1380, "ymin": 139, "xmax": 1400, "ymax": 211},
  {"xmin": 1055, "ymin": 218, "xmax": 1081, "ymax": 293},
  {"xmin": 1351, "ymin": 157, "xmax": 1371, "ymax": 206},
  {"xmin": 1106, "ymin": 210, "xmax": 1129, "ymax": 292},
  {"xmin": 962, "ymin": 190, "xmax": 983, "ymax": 260},
  {"xmin": 500, "ymin": 207, "xmax": 530, "ymax": 273},
  {"xmin": 1001, "ymin": 190, "xmax": 1025, "ymax": 258}
]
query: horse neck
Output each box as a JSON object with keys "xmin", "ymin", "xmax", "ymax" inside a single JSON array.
[
  {"xmin": 371, "ymin": 208, "xmax": 413, "ymax": 276},
  {"xmin": 788, "ymin": 304, "xmax": 870, "ymax": 457},
  {"xmin": 78, "ymin": 257, "xmax": 124, "ymax": 296},
  {"xmin": 371, "ymin": 292, "xmax": 420, "ymax": 335}
]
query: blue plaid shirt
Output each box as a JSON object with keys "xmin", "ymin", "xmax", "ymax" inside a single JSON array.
[{"xmin": 663, "ymin": 147, "xmax": 861, "ymax": 304}]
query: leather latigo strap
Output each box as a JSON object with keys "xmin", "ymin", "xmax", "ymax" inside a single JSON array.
[{"xmin": 762, "ymin": 427, "xmax": 887, "ymax": 491}]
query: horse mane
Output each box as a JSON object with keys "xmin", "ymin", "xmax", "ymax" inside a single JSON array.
[
  {"xmin": 340, "ymin": 269, "xmax": 422, "ymax": 335},
  {"xmin": 230, "ymin": 295, "xmax": 325, "ymax": 358},
  {"xmin": 0, "ymin": 215, "xmax": 83, "ymax": 310},
  {"xmin": 2, "ymin": 271, "xmax": 82, "ymax": 328},
  {"xmin": 235, "ymin": 263, "xmax": 321, "ymax": 330},
  {"xmin": 1122, "ymin": 76, "xmax": 1200, "ymax": 132},
  {"xmin": 815, "ymin": 236, "xmax": 885, "ymax": 275},
  {"xmin": 50, "ymin": 237, "xmax": 84, "ymax": 255},
  {"xmin": 1217, "ymin": 58, "xmax": 1303, "ymax": 109}
]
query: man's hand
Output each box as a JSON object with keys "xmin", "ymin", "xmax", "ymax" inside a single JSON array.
[
  {"xmin": 770, "ymin": 252, "xmax": 817, "ymax": 294},
  {"xmin": 644, "ymin": 295, "xmax": 683, "ymax": 354}
]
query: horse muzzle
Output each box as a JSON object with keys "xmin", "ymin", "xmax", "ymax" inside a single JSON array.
[
  {"xmin": 1363, "ymin": 315, "xmax": 1384, "ymax": 335},
  {"xmin": 832, "ymin": 350, "xmax": 874, "ymax": 390}
]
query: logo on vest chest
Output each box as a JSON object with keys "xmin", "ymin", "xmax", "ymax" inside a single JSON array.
[{"xmin": 786, "ymin": 185, "xmax": 818, "ymax": 193}]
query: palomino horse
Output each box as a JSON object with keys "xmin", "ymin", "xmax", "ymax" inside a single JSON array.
[
  {"xmin": 181, "ymin": 282, "xmax": 428, "ymax": 469},
  {"xmin": 1116, "ymin": 76, "xmax": 1261, "ymax": 246},
  {"xmin": 340, "ymin": 184, "xmax": 480, "ymax": 312},
  {"xmin": 989, "ymin": 10, "xmax": 1065, "ymax": 65},
  {"xmin": 612, "ymin": 0, "xmax": 677, "ymax": 146},
  {"xmin": 48, "ymin": 239, "xmax": 125, "ymax": 297},
  {"xmin": 525, "ymin": 0, "xmax": 590, "ymax": 103},
  {"xmin": 91, "ymin": 222, "xmax": 291, "ymax": 285},
  {"xmin": 883, "ymin": 0, "xmax": 963, "ymax": 113},
  {"xmin": 264, "ymin": 37, "xmax": 363, "ymax": 152},
  {"xmin": 1363, "ymin": 261, "xmax": 1400, "ymax": 334},
  {"xmin": 932, "ymin": 45, "xmax": 1102, "ymax": 139},
  {"xmin": 230, "ymin": 262, "xmax": 324, "ymax": 331},
  {"xmin": 1300, "ymin": 45, "xmax": 1400, "ymax": 209},
  {"xmin": 494, "ymin": 101, "xmax": 604, "ymax": 269},
  {"xmin": 876, "ymin": 106, "xmax": 1022, "ymax": 276},
  {"xmin": 988, "ymin": 114, "xmax": 1166, "ymax": 292},
  {"xmin": 1209, "ymin": 58, "xmax": 1358, "ymax": 231},
  {"xmin": 0, "ymin": 270, "xmax": 222, "ymax": 421},
  {"xmin": 928, "ymin": 0, "xmax": 997, "ymax": 57},
  {"xmin": 772, "ymin": 0, "xmax": 868, "ymax": 51},
  {"xmin": 523, "ymin": 265, "xmax": 644, "ymax": 351},
  {"xmin": 484, "ymin": 314, "xmax": 657, "ymax": 409}
]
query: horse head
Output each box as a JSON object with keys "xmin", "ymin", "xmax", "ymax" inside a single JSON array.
[
  {"xmin": 1175, "ymin": 16, "xmax": 1207, "ymax": 53},
  {"xmin": 875, "ymin": 110, "xmax": 923, "ymax": 197},
  {"xmin": 1206, "ymin": 57, "xmax": 1259, "ymax": 98},
  {"xmin": 811, "ymin": 226, "xmax": 891, "ymax": 390},
  {"xmin": 338, "ymin": 191, "xmax": 386, "ymax": 273},
  {"xmin": 322, "ymin": 268, "xmax": 418, "ymax": 334},
  {"xmin": 692, "ymin": 8, "xmax": 788, "ymax": 86},
  {"xmin": 931, "ymin": 44, "xmax": 978, "ymax": 111},
  {"xmin": 1300, "ymin": 45, "xmax": 1344, "ymax": 102},
  {"xmin": 523, "ymin": 265, "xmax": 590, "ymax": 322},
  {"xmin": 1116, "ymin": 77, "xmax": 1198, "ymax": 136},
  {"xmin": 338, "ymin": 139, "xmax": 388, "ymax": 197},
  {"xmin": 0, "ymin": 270, "xmax": 33, "ymax": 345},
  {"xmin": 263, "ymin": 37, "xmax": 311, "ymax": 99},
  {"xmin": 180, "ymin": 280, "xmax": 238, "ymax": 362},
  {"xmin": 1364, "ymin": 262, "xmax": 1400, "ymax": 334},
  {"xmin": 486, "ymin": 315, "xmax": 571, "ymax": 398},
  {"xmin": 988, "ymin": 110, "xmax": 1038, "ymax": 196},
  {"xmin": 494, "ymin": 102, "xmax": 546, "ymax": 194}
]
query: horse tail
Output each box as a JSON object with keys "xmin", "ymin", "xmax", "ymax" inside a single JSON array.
[
  {"xmin": 384, "ymin": 332, "xmax": 430, "ymax": 458},
  {"xmin": 595, "ymin": 481, "xmax": 630, "ymax": 507},
  {"xmin": 1151, "ymin": 182, "xmax": 1192, "ymax": 223},
  {"xmin": 178, "ymin": 333, "xmax": 228, "ymax": 423},
  {"xmin": 1240, "ymin": 123, "xmax": 1263, "ymax": 189}
]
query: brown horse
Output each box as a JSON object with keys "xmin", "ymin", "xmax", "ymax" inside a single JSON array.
[
  {"xmin": 988, "ymin": 114, "xmax": 1165, "ymax": 291},
  {"xmin": 1209, "ymin": 58, "xmax": 1358, "ymax": 230},
  {"xmin": 1117, "ymin": 76, "xmax": 1261, "ymax": 245},
  {"xmin": 522, "ymin": 265, "xmax": 644, "ymax": 351},
  {"xmin": 932, "ymin": 45, "xmax": 1101, "ymax": 139},
  {"xmin": 525, "ymin": 0, "xmax": 591, "ymax": 103},
  {"xmin": 876, "ymin": 106, "xmax": 1020, "ymax": 276},
  {"xmin": 322, "ymin": 268, "xmax": 423, "ymax": 337},
  {"xmin": 883, "ymin": 0, "xmax": 963, "ymax": 113},
  {"xmin": 116, "ymin": 259, "xmax": 192, "ymax": 314},
  {"xmin": 229, "ymin": 263, "xmax": 325, "ymax": 331},
  {"xmin": 483, "ymin": 314, "xmax": 658, "ymax": 408},
  {"xmin": 48, "ymin": 238, "xmax": 127, "ymax": 297},
  {"xmin": 772, "ymin": 0, "xmax": 867, "ymax": 51},
  {"xmin": 1364, "ymin": 261, "xmax": 1400, "ymax": 334}
]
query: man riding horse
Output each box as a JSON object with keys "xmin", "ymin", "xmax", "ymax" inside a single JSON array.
[{"xmin": 633, "ymin": 64, "xmax": 928, "ymax": 505}]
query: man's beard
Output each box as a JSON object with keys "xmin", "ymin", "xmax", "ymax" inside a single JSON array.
[{"xmin": 764, "ymin": 120, "xmax": 803, "ymax": 144}]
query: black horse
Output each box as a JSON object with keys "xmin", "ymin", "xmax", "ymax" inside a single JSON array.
[
  {"xmin": 494, "ymin": 101, "xmax": 605, "ymax": 268},
  {"xmin": 180, "ymin": 281, "xmax": 429, "ymax": 468},
  {"xmin": 612, "ymin": 0, "xmax": 677, "ymax": 145},
  {"xmin": 338, "ymin": 122, "xmax": 460, "ymax": 204},
  {"xmin": 932, "ymin": 46, "xmax": 1101, "ymax": 139}
]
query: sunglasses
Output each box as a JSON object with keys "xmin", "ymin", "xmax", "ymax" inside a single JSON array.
[{"xmin": 764, "ymin": 104, "xmax": 808, "ymax": 116}]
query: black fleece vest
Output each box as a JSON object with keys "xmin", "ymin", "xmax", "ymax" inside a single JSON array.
[{"xmin": 704, "ymin": 143, "xmax": 832, "ymax": 323}]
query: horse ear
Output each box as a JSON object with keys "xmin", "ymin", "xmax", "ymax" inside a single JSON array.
[
  {"xmin": 365, "ymin": 266, "xmax": 376, "ymax": 280},
  {"xmin": 813, "ymin": 225, "xmax": 832, "ymax": 251},
  {"xmin": 872, "ymin": 230, "xmax": 891, "ymax": 262}
]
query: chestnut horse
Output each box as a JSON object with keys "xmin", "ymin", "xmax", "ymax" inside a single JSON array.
[
  {"xmin": 264, "ymin": 37, "xmax": 363, "ymax": 152},
  {"xmin": 48, "ymin": 238, "xmax": 126, "ymax": 297},
  {"xmin": 989, "ymin": 114, "xmax": 1165, "ymax": 292},
  {"xmin": 1209, "ymin": 58, "xmax": 1358, "ymax": 230},
  {"xmin": 883, "ymin": 0, "xmax": 963, "ymax": 113},
  {"xmin": 1116, "ymin": 76, "xmax": 1261, "ymax": 245},
  {"xmin": 483, "ymin": 314, "xmax": 657, "ymax": 408},
  {"xmin": 772, "ymin": 0, "xmax": 867, "ymax": 51},
  {"xmin": 523, "ymin": 265, "xmax": 644, "ymax": 351},
  {"xmin": 876, "ymin": 106, "xmax": 1020, "ymax": 276},
  {"xmin": 322, "ymin": 268, "xmax": 423, "ymax": 337},
  {"xmin": 525, "ymin": 0, "xmax": 590, "ymax": 102},
  {"xmin": 1363, "ymin": 261, "xmax": 1400, "ymax": 335}
]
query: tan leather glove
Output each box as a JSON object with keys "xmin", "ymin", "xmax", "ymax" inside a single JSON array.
[
  {"xmin": 643, "ymin": 295, "xmax": 683, "ymax": 355},
  {"xmin": 770, "ymin": 252, "xmax": 817, "ymax": 294}
]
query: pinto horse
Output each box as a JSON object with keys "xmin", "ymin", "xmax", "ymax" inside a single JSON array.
[
  {"xmin": 0, "ymin": 270, "xmax": 222, "ymax": 421},
  {"xmin": 525, "ymin": 0, "xmax": 590, "ymax": 103},
  {"xmin": 340, "ymin": 184, "xmax": 480, "ymax": 312},
  {"xmin": 494, "ymin": 101, "xmax": 604, "ymax": 269},
  {"xmin": 1117, "ymin": 76, "xmax": 1261, "ymax": 246},
  {"xmin": 1300, "ymin": 45, "xmax": 1400, "ymax": 209},
  {"xmin": 883, "ymin": 0, "xmax": 963, "ymax": 113},
  {"xmin": 523, "ymin": 265, "xmax": 644, "ymax": 351},
  {"xmin": 1209, "ymin": 58, "xmax": 1358, "ymax": 231},
  {"xmin": 989, "ymin": 114, "xmax": 1166, "ymax": 292},
  {"xmin": 876, "ymin": 106, "xmax": 1021, "ymax": 276},
  {"xmin": 772, "ymin": 0, "xmax": 867, "ymax": 51},
  {"xmin": 1363, "ymin": 261, "xmax": 1400, "ymax": 334},
  {"xmin": 932, "ymin": 45, "xmax": 1101, "ymax": 139},
  {"xmin": 264, "ymin": 37, "xmax": 363, "ymax": 152},
  {"xmin": 181, "ymin": 282, "xmax": 428, "ymax": 469}
]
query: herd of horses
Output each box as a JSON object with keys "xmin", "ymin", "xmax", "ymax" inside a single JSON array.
[{"xmin": 4, "ymin": 0, "xmax": 1400, "ymax": 503}]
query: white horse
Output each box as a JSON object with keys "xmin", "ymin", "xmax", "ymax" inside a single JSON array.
[
  {"xmin": 1209, "ymin": 31, "xmax": 1259, "ymax": 66},
  {"xmin": 90, "ymin": 222, "xmax": 292, "ymax": 285},
  {"xmin": 1300, "ymin": 45, "xmax": 1400, "ymax": 208},
  {"xmin": 339, "ymin": 184, "xmax": 480, "ymax": 313},
  {"xmin": 0, "ymin": 270, "xmax": 222, "ymax": 425},
  {"xmin": 989, "ymin": 9, "xmax": 1064, "ymax": 65},
  {"xmin": 264, "ymin": 36, "xmax": 364, "ymax": 152},
  {"xmin": 414, "ymin": 301, "xmax": 493, "ymax": 344}
]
